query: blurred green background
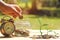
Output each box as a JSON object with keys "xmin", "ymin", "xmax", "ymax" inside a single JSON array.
[{"xmin": 0, "ymin": 0, "xmax": 60, "ymax": 30}]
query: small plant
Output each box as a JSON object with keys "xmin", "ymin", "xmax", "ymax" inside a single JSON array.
[
  {"xmin": 38, "ymin": 18, "xmax": 48, "ymax": 38},
  {"xmin": 38, "ymin": 18, "xmax": 42, "ymax": 37}
]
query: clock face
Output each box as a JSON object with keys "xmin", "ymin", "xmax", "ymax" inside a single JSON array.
[{"xmin": 3, "ymin": 22, "xmax": 15, "ymax": 34}]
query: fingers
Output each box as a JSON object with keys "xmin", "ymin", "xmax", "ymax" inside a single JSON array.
[
  {"xmin": 13, "ymin": 5, "xmax": 23, "ymax": 16},
  {"xmin": 14, "ymin": 6, "xmax": 23, "ymax": 19},
  {"xmin": 14, "ymin": 5, "xmax": 21, "ymax": 12}
]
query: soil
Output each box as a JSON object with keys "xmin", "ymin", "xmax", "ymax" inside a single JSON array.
[{"xmin": 31, "ymin": 34, "xmax": 59, "ymax": 39}]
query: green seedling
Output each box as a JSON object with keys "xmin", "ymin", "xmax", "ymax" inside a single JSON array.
[{"xmin": 38, "ymin": 18, "xmax": 48, "ymax": 38}]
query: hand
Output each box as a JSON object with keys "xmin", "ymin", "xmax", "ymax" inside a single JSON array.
[{"xmin": 0, "ymin": 0, "xmax": 23, "ymax": 19}]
